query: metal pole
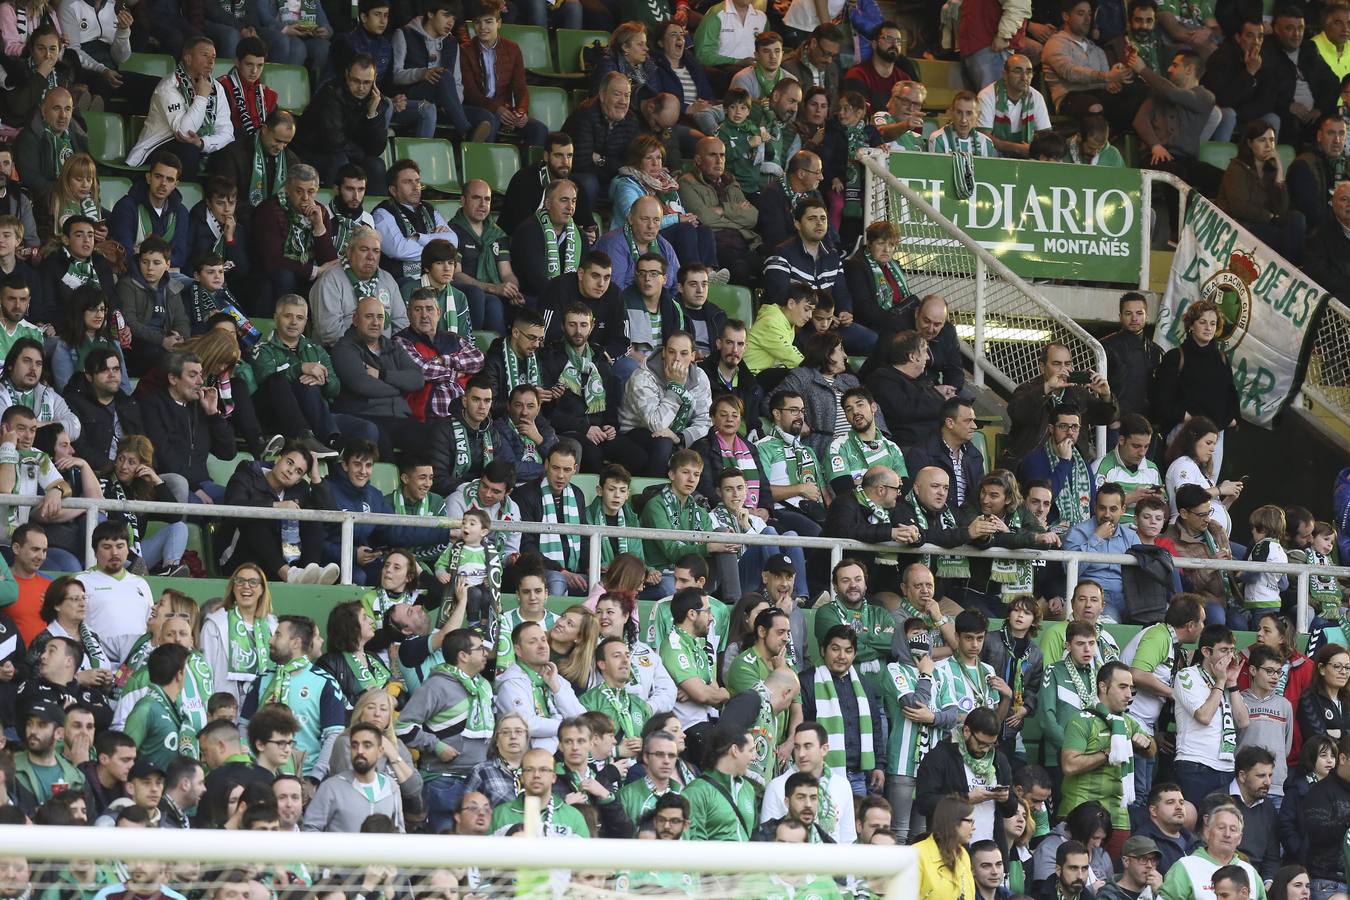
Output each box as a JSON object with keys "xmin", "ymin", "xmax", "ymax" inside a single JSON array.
[
  {"xmin": 587, "ymin": 530, "xmax": 602, "ymax": 588},
  {"xmin": 340, "ymin": 516, "xmax": 354, "ymax": 585},
  {"xmin": 1297, "ymin": 570, "xmax": 1311, "ymax": 635},
  {"xmin": 1139, "ymin": 173, "xmax": 1153, "ymax": 291},
  {"xmin": 973, "ymin": 256, "xmax": 987, "ymax": 387},
  {"xmin": 84, "ymin": 512, "xmax": 97, "ymax": 569},
  {"xmin": 1065, "ymin": 557, "xmax": 1080, "ymax": 593}
]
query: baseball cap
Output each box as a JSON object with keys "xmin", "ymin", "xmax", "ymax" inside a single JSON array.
[
  {"xmin": 25, "ymin": 700, "xmax": 65, "ymax": 727},
  {"xmin": 1121, "ymin": 836, "xmax": 1162, "ymax": 859},
  {"xmin": 763, "ymin": 553, "xmax": 795, "ymax": 575},
  {"xmin": 130, "ymin": 759, "xmax": 166, "ymax": 781}
]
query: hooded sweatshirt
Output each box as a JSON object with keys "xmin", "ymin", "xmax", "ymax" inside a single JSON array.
[
  {"xmin": 301, "ymin": 769, "xmax": 405, "ymax": 833},
  {"xmin": 618, "ymin": 352, "xmax": 713, "ymax": 445}
]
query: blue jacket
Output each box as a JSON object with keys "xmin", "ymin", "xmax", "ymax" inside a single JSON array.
[
  {"xmin": 322, "ymin": 468, "xmax": 436, "ymax": 562},
  {"xmin": 491, "ymin": 415, "xmax": 557, "ymax": 484},
  {"xmin": 1063, "ymin": 519, "xmax": 1140, "ymax": 596},
  {"xmin": 108, "ymin": 180, "xmax": 190, "ymax": 270},
  {"xmin": 609, "ymin": 175, "xmax": 679, "ymax": 229},
  {"xmin": 591, "ymin": 228, "xmax": 678, "ymax": 292},
  {"xmin": 649, "ymin": 50, "xmax": 716, "ymax": 111}
]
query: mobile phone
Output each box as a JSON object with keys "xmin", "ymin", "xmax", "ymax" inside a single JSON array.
[
  {"xmin": 1066, "ymin": 370, "xmax": 1093, "ymax": 385},
  {"xmin": 1239, "ymin": 475, "xmax": 1251, "ymax": 483},
  {"xmin": 991, "ymin": 785, "xmax": 1010, "ymax": 792}
]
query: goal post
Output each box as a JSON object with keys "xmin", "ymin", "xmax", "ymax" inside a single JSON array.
[{"xmin": 0, "ymin": 825, "xmax": 921, "ymax": 899}]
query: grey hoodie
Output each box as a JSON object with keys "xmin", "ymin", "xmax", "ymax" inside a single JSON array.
[
  {"xmin": 492, "ymin": 662, "xmax": 585, "ymax": 754},
  {"xmin": 618, "ymin": 352, "xmax": 713, "ymax": 446},
  {"xmin": 302, "ymin": 770, "xmax": 405, "ymax": 833},
  {"xmin": 395, "ymin": 668, "xmax": 491, "ymax": 777}
]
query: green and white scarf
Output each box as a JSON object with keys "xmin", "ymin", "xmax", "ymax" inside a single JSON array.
[
  {"xmin": 933, "ymin": 126, "xmax": 977, "ymax": 199},
  {"xmin": 344, "ymin": 260, "xmax": 383, "ymax": 304},
  {"xmin": 260, "ymin": 656, "xmax": 309, "ymax": 706},
  {"xmin": 537, "ymin": 480, "xmax": 581, "ymax": 570},
  {"xmin": 536, "ymin": 208, "xmax": 580, "ymax": 278},
  {"xmin": 74, "ymin": 621, "xmax": 106, "ymax": 670},
  {"xmin": 855, "ymin": 486, "xmax": 891, "ymax": 526},
  {"xmin": 345, "ymin": 651, "xmax": 390, "ymax": 694},
  {"xmin": 136, "ymin": 203, "xmax": 176, "ymax": 249},
  {"xmin": 43, "ymin": 123, "xmax": 72, "ymax": 174},
  {"xmin": 864, "ymin": 248, "xmax": 909, "ymax": 311},
  {"xmin": 66, "ymin": 253, "xmax": 99, "ymax": 286},
  {"xmin": 599, "ymin": 684, "xmax": 643, "ymax": 739},
  {"xmin": 29, "ymin": 57, "xmax": 58, "ymax": 105},
  {"xmin": 503, "ymin": 347, "xmax": 541, "ymax": 393},
  {"xmin": 1309, "ymin": 549, "xmax": 1343, "ymax": 618},
  {"xmin": 383, "ymin": 199, "xmax": 435, "ymax": 237},
  {"xmin": 1095, "ymin": 703, "xmax": 1136, "ymax": 805},
  {"xmin": 2, "ymin": 382, "xmax": 52, "ymax": 423},
  {"xmin": 666, "ymin": 377, "xmax": 694, "ymax": 435},
  {"xmin": 278, "ymin": 195, "xmax": 313, "ymax": 261},
  {"xmin": 812, "ymin": 665, "xmax": 874, "ymax": 770},
  {"xmin": 588, "ymin": 496, "xmax": 639, "ymax": 565},
  {"xmin": 173, "ymin": 64, "xmax": 216, "ymax": 136},
  {"xmin": 958, "ymin": 733, "xmax": 996, "ymax": 784},
  {"xmin": 438, "ymin": 663, "xmax": 495, "ymax": 739},
  {"xmin": 1126, "ymin": 33, "xmax": 1161, "ymax": 73},
  {"xmin": 1199, "ymin": 665, "xmax": 1237, "ymax": 763},
  {"xmin": 248, "ymin": 132, "xmax": 286, "ymax": 207},
  {"xmin": 450, "ymin": 415, "xmax": 494, "ymax": 480},
  {"xmin": 226, "ymin": 608, "xmax": 269, "ymax": 675},
  {"xmin": 843, "ymin": 118, "xmax": 869, "ymax": 205},
  {"xmin": 279, "ymin": 0, "xmax": 318, "ymax": 27},
  {"xmin": 908, "ymin": 496, "xmax": 970, "ymax": 578},
  {"xmin": 1065, "ymin": 660, "xmax": 1098, "ymax": 707},
  {"xmin": 991, "ymin": 80, "xmax": 1036, "ymax": 145},
  {"xmin": 450, "ymin": 210, "xmax": 508, "ymax": 285},
  {"xmin": 1045, "ymin": 439, "xmax": 1093, "ymax": 528},
  {"xmin": 58, "ymin": 194, "xmax": 100, "ymax": 227},
  {"xmin": 558, "ymin": 342, "xmax": 606, "ymax": 413},
  {"xmin": 989, "ymin": 509, "xmax": 1034, "ymax": 598},
  {"xmin": 522, "ymin": 661, "xmax": 556, "ymax": 717},
  {"xmin": 622, "ymin": 222, "xmax": 660, "ymax": 264}
]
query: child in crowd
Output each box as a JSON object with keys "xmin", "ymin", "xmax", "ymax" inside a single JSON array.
[
  {"xmin": 117, "ymin": 236, "xmax": 188, "ymax": 375},
  {"xmin": 207, "ymin": 691, "xmax": 239, "ymax": 723},
  {"xmin": 717, "ymin": 88, "xmax": 768, "ymax": 197},
  {"xmin": 795, "ymin": 293, "xmax": 836, "ymax": 354},
  {"xmin": 187, "ymin": 253, "xmax": 260, "ymax": 345},
  {"xmin": 833, "ymin": 91, "xmax": 882, "ymax": 246},
  {"xmin": 434, "ymin": 508, "xmax": 501, "ymax": 636},
  {"xmin": 1237, "ymin": 642, "xmax": 1294, "ymax": 806},
  {"xmin": 675, "ymin": 264, "xmax": 723, "ymax": 361},
  {"xmin": 1240, "ymin": 504, "xmax": 1289, "ymax": 630},
  {"xmin": 1293, "ymin": 521, "xmax": 1346, "ymax": 625},
  {"xmin": 708, "ymin": 468, "xmax": 806, "ymax": 592}
]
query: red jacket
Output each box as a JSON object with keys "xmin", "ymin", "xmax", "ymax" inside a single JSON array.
[
  {"xmin": 250, "ymin": 196, "xmax": 337, "ymax": 281},
  {"xmin": 1238, "ymin": 648, "xmax": 1316, "ymax": 760},
  {"xmin": 459, "ymin": 36, "xmax": 528, "ymax": 114},
  {"xmin": 957, "ymin": 0, "xmax": 1027, "ymax": 55},
  {"xmin": 218, "ymin": 72, "xmax": 280, "ymax": 137}
]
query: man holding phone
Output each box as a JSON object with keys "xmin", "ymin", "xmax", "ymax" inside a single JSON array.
[
  {"xmin": 1001, "ymin": 342, "xmax": 1117, "ymax": 469},
  {"xmin": 914, "ymin": 706, "xmax": 1018, "ymax": 845},
  {"xmin": 1171, "ymin": 624, "xmax": 1249, "ymax": 806}
]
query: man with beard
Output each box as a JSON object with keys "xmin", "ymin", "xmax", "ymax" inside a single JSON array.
[
  {"xmin": 538, "ymin": 303, "xmax": 616, "ymax": 473},
  {"xmin": 444, "ymin": 459, "xmax": 521, "ymax": 563},
  {"xmin": 240, "ymin": 616, "xmax": 345, "ymax": 779},
  {"xmin": 293, "ymin": 56, "xmax": 391, "ymax": 188},
  {"xmin": 841, "ymin": 22, "xmax": 920, "ymax": 112},
  {"xmin": 916, "ymin": 706, "xmax": 1018, "ymax": 846},
  {"xmin": 753, "ymin": 772, "xmax": 833, "ymax": 842},
  {"xmin": 304, "ymin": 722, "xmax": 408, "ymax": 832},
  {"xmin": 499, "ymin": 132, "xmax": 598, "ymax": 238},
  {"xmin": 92, "ymin": 860, "xmax": 189, "ymax": 900},
  {"xmin": 540, "ymin": 252, "xmax": 625, "ymax": 355},
  {"xmin": 700, "ymin": 319, "xmax": 766, "ymax": 434},
  {"xmin": 1289, "ymin": 115, "xmax": 1348, "ymax": 231},
  {"xmin": 757, "ymin": 390, "xmax": 826, "ymax": 532},
  {"xmin": 1034, "ymin": 842, "xmax": 1098, "ymax": 900},
  {"xmin": 15, "ymin": 636, "xmax": 112, "ymax": 730},
  {"xmin": 326, "ymin": 165, "xmax": 376, "ymax": 257},
  {"xmin": 12, "ymin": 700, "xmax": 86, "ymax": 816},
  {"xmin": 825, "ymin": 386, "xmax": 907, "ymax": 494},
  {"xmin": 761, "ymin": 721, "xmax": 859, "ymax": 840},
  {"xmin": 811, "ymin": 558, "xmax": 898, "ymax": 676}
]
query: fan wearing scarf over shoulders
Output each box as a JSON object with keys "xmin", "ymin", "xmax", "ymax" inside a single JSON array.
[
  {"xmin": 124, "ymin": 38, "xmax": 236, "ymax": 172},
  {"xmin": 206, "ymin": 109, "xmax": 299, "ymax": 215}
]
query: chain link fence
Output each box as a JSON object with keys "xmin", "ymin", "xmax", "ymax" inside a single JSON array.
[
  {"xmin": 862, "ymin": 151, "xmax": 1107, "ymax": 393},
  {"xmin": 1302, "ymin": 296, "xmax": 1350, "ymax": 429}
]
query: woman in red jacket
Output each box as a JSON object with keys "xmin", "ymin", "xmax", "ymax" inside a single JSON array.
[{"xmin": 1237, "ymin": 611, "xmax": 1316, "ymax": 758}]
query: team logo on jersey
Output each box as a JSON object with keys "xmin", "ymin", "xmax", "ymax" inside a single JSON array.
[
  {"xmin": 637, "ymin": 655, "xmax": 653, "ymax": 667},
  {"xmin": 299, "ymin": 686, "xmax": 310, "ymax": 700},
  {"xmin": 1198, "ymin": 249, "xmax": 1256, "ymax": 353}
]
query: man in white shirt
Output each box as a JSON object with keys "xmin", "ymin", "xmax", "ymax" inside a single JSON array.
[
  {"xmin": 1172, "ymin": 624, "xmax": 1249, "ymax": 807},
  {"xmin": 80, "ymin": 520, "xmax": 155, "ymax": 664},
  {"xmin": 760, "ymin": 721, "xmax": 857, "ymax": 843},
  {"xmin": 976, "ymin": 54, "xmax": 1053, "ymax": 158},
  {"xmin": 371, "ymin": 159, "xmax": 455, "ymax": 284},
  {"xmin": 126, "ymin": 36, "xmax": 236, "ymax": 172},
  {"xmin": 694, "ymin": 0, "xmax": 768, "ymax": 73}
]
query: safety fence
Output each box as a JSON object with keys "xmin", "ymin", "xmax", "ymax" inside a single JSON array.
[{"xmin": 8, "ymin": 493, "xmax": 1344, "ymax": 634}]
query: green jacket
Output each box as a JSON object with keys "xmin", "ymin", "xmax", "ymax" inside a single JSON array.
[
  {"xmin": 1036, "ymin": 659, "xmax": 1098, "ymax": 766},
  {"xmin": 684, "ymin": 769, "xmax": 757, "ymax": 841},
  {"xmin": 812, "ymin": 596, "xmax": 894, "ymax": 665},
  {"xmin": 490, "ymin": 794, "xmax": 591, "ymax": 837},
  {"xmin": 13, "ymin": 750, "xmax": 85, "ymax": 812},
  {"xmin": 124, "ymin": 683, "xmax": 186, "ymax": 769},
  {"xmin": 0, "ymin": 552, "xmax": 18, "ymax": 609},
  {"xmin": 250, "ymin": 331, "xmax": 342, "ymax": 402},
  {"xmin": 639, "ymin": 488, "xmax": 716, "ymax": 572}
]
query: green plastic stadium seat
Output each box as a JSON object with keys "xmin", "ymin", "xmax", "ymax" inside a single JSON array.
[
  {"xmin": 207, "ymin": 454, "xmax": 243, "ymax": 486},
  {"xmin": 250, "ymin": 317, "xmax": 275, "ymax": 339},
  {"xmin": 363, "ymin": 193, "xmax": 389, "ymax": 212},
  {"xmin": 555, "ymin": 29, "xmax": 609, "ymax": 75},
  {"xmin": 85, "ymin": 112, "xmax": 127, "ymax": 166},
  {"xmin": 1198, "ymin": 141, "xmax": 1238, "ymax": 170},
  {"xmin": 393, "ymin": 138, "xmax": 459, "ymax": 193},
  {"xmin": 429, "ymin": 199, "xmax": 461, "ymax": 221},
  {"xmin": 914, "ymin": 58, "xmax": 962, "ymax": 111},
  {"xmin": 177, "ymin": 181, "xmax": 203, "ymax": 210},
  {"xmin": 264, "ymin": 64, "xmax": 311, "ymax": 112},
  {"xmin": 473, "ymin": 331, "xmax": 499, "ymax": 353},
  {"xmin": 501, "ymin": 24, "xmax": 551, "ymax": 73},
  {"xmin": 1277, "ymin": 144, "xmax": 1296, "ymax": 170},
  {"xmin": 212, "ymin": 58, "xmax": 235, "ymax": 79},
  {"xmin": 100, "ymin": 176, "xmax": 133, "ymax": 210},
  {"xmin": 707, "ymin": 284, "xmax": 753, "ymax": 323},
  {"xmin": 571, "ymin": 473, "xmax": 598, "ymax": 504},
  {"xmin": 121, "ymin": 53, "xmax": 174, "ymax": 79},
  {"xmin": 462, "ymin": 142, "xmax": 519, "ymax": 195},
  {"xmin": 921, "ymin": 117, "xmax": 939, "ymax": 139},
  {"xmin": 371, "ymin": 462, "xmax": 398, "ymax": 494},
  {"xmin": 528, "ymin": 86, "xmax": 569, "ymax": 132}
]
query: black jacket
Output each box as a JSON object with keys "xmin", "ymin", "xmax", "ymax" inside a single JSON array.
[
  {"xmin": 915, "ymin": 739, "xmax": 1018, "ymax": 855},
  {"xmin": 561, "ymin": 99, "xmax": 642, "ymax": 186},
  {"xmin": 1279, "ymin": 768, "xmax": 1316, "ymax": 861},
  {"xmin": 1288, "ymin": 149, "xmax": 1343, "ymax": 232},
  {"xmin": 63, "ymin": 375, "xmax": 146, "ymax": 468},
  {"xmin": 1304, "ymin": 212, "xmax": 1350, "ymax": 300},
  {"xmin": 294, "ymin": 80, "xmax": 390, "ymax": 159},
  {"xmin": 537, "ymin": 342, "xmax": 617, "ymax": 434},
  {"xmin": 540, "ymin": 272, "xmax": 626, "ymax": 358},
  {"xmin": 13, "ymin": 675, "xmax": 112, "ymax": 734},
  {"xmin": 699, "ymin": 357, "xmax": 766, "ymax": 428},
  {"xmin": 1130, "ymin": 816, "xmax": 1197, "ymax": 874},
  {"xmin": 509, "ymin": 217, "xmax": 591, "ymax": 299},
  {"xmin": 865, "ymin": 366, "xmax": 945, "ymax": 449},
  {"xmin": 753, "ymin": 180, "xmax": 807, "ymax": 251},
  {"xmin": 1149, "ymin": 337, "xmax": 1242, "ymax": 433},
  {"xmin": 205, "ymin": 140, "xmax": 301, "ymax": 215},
  {"xmin": 513, "ymin": 479, "xmax": 590, "ymax": 571},
  {"xmin": 552, "ymin": 762, "xmax": 634, "ymax": 838},
  {"xmin": 1002, "ymin": 379, "xmax": 1117, "ymax": 468},
  {"xmin": 1102, "ymin": 329, "xmax": 1162, "ymax": 420},
  {"xmin": 1262, "ymin": 37, "xmax": 1339, "ymax": 144},
  {"xmin": 218, "ymin": 458, "xmax": 334, "ymax": 572},
  {"xmin": 905, "ymin": 431, "xmax": 986, "ymax": 513},
  {"xmin": 39, "ymin": 249, "xmax": 117, "ymax": 325},
  {"xmin": 499, "ymin": 163, "xmax": 597, "ymax": 235},
  {"xmin": 186, "ymin": 200, "xmax": 251, "ymax": 278},
  {"xmin": 843, "ymin": 251, "xmax": 915, "ymax": 338},
  {"xmin": 136, "ymin": 385, "xmax": 236, "ymax": 488},
  {"xmin": 0, "ymin": 611, "xmax": 25, "ymax": 732},
  {"xmin": 1297, "ymin": 689, "xmax": 1350, "ymax": 746},
  {"xmin": 1202, "ymin": 38, "xmax": 1279, "ymax": 126},
  {"xmin": 1231, "ymin": 792, "xmax": 1281, "ymax": 880},
  {"xmin": 1300, "ymin": 769, "xmax": 1350, "ymax": 881}
]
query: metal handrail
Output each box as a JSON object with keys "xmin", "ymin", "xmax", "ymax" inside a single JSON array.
[{"xmin": 10, "ymin": 493, "xmax": 1339, "ymax": 632}]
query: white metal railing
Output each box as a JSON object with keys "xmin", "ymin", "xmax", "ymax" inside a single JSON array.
[
  {"xmin": 861, "ymin": 150, "xmax": 1111, "ymax": 459},
  {"xmin": 1300, "ymin": 295, "xmax": 1350, "ymax": 432},
  {"xmin": 12, "ymin": 493, "xmax": 1344, "ymax": 634},
  {"xmin": 1138, "ymin": 170, "xmax": 1193, "ymax": 292}
]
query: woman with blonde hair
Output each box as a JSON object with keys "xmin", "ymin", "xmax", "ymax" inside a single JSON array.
[
  {"xmin": 916, "ymin": 795, "xmax": 976, "ymax": 900},
  {"xmin": 323, "ymin": 688, "xmax": 422, "ymax": 800},
  {"xmin": 550, "ymin": 604, "xmax": 600, "ymax": 692},
  {"xmin": 1004, "ymin": 796, "xmax": 1036, "ymax": 893},
  {"xmin": 43, "ymin": 152, "xmax": 102, "ymax": 242},
  {"xmin": 98, "ymin": 434, "xmax": 189, "ymax": 576},
  {"xmin": 199, "ymin": 562, "xmax": 276, "ymax": 705}
]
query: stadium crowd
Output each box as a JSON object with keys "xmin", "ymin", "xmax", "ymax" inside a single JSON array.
[{"xmin": 0, "ymin": 0, "xmax": 1343, "ymax": 894}]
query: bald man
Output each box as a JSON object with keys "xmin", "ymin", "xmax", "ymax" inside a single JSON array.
[
  {"xmin": 489, "ymin": 747, "xmax": 592, "ymax": 837},
  {"xmin": 15, "ymin": 88, "xmax": 88, "ymax": 197},
  {"xmin": 592, "ymin": 195, "xmax": 680, "ymax": 291},
  {"xmin": 678, "ymin": 137, "xmax": 764, "ymax": 286},
  {"xmin": 1305, "ymin": 181, "xmax": 1350, "ymax": 294}
]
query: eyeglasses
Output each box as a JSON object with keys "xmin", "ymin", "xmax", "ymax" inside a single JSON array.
[
  {"xmin": 264, "ymin": 739, "xmax": 295, "ymax": 748},
  {"xmin": 232, "ymin": 576, "xmax": 262, "ymax": 587},
  {"xmin": 1255, "ymin": 666, "xmax": 1283, "ymax": 677},
  {"xmin": 776, "ymin": 406, "xmax": 806, "ymax": 414},
  {"xmin": 512, "ymin": 328, "xmax": 545, "ymax": 345},
  {"xmin": 876, "ymin": 483, "xmax": 902, "ymax": 492},
  {"xmin": 1326, "ymin": 663, "xmax": 1350, "ymax": 674}
]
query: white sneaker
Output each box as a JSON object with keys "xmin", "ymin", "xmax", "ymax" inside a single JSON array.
[
  {"xmin": 316, "ymin": 563, "xmax": 341, "ymax": 585},
  {"xmin": 285, "ymin": 566, "xmax": 308, "ymax": 584},
  {"xmin": 299, "ymin": 563, "xmax": 324, "ymax": 584},
  {"xmin": 710, "ymin": 267, "xmax": 731, "ymax": 284}
]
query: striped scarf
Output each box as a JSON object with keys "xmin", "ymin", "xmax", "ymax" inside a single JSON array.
[
  {"xmin": 224, "ymin": 69, "xmax": 266, "ymax": 135},
  {"xmin": 537, "ymin": 481, "xmax": 580, "ymax": 570},
  {"xmin": 864, "ymin": 249, "xmax": 909, "ymax": 311},
  {"xmin": 503, "ymin": 347, "xmax": 540, "ymax": 393},
  {"xmin": 1199, "ymin": 665, "xmax": 1237, "ymax": 762},
  {"xmin": 558, "ymin": 342, "xmax": 605, "ymax": 413},
  {"xmin": 908, "ymin": 496, "xmax": 970, "ymax": 578},
  {"xmin": 588, "ymin": 497, "xmax": 639, "ymax": 565},
  {"xmin": 1045, "ymin": 439, "xmax": 1093, "ymax": 528},
  {"xmin": 1096, "ymin": 703, "xmax": 1135, "ymax": 805},
  {"xmin": 991, "ymin": 80, "xmax": 1036, "ymax": 145},
  {"xmin": 713, "ymin": 433, "xmax": 762, "ymax": 508},
  {"xmin": 226, "ymin": 608, "xmax": 269, "ymax": 676},
  {"xmin": 173, "ymin": 64, "xmax": 217, "ymax": 136},
  {"xmin": 436, "ymin": 663, "xmax": 495, "ymax": 739},
  {"xmin": 536, "ymin": 208, "xmax": 580, "ymax": 278},
  {"xmin": 811, "ymin": 665, "xmax": 874, "ymax": 770},
  {"xmin": 260, "ymin": 656, "xmax": 308, "ymax": 705}
]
